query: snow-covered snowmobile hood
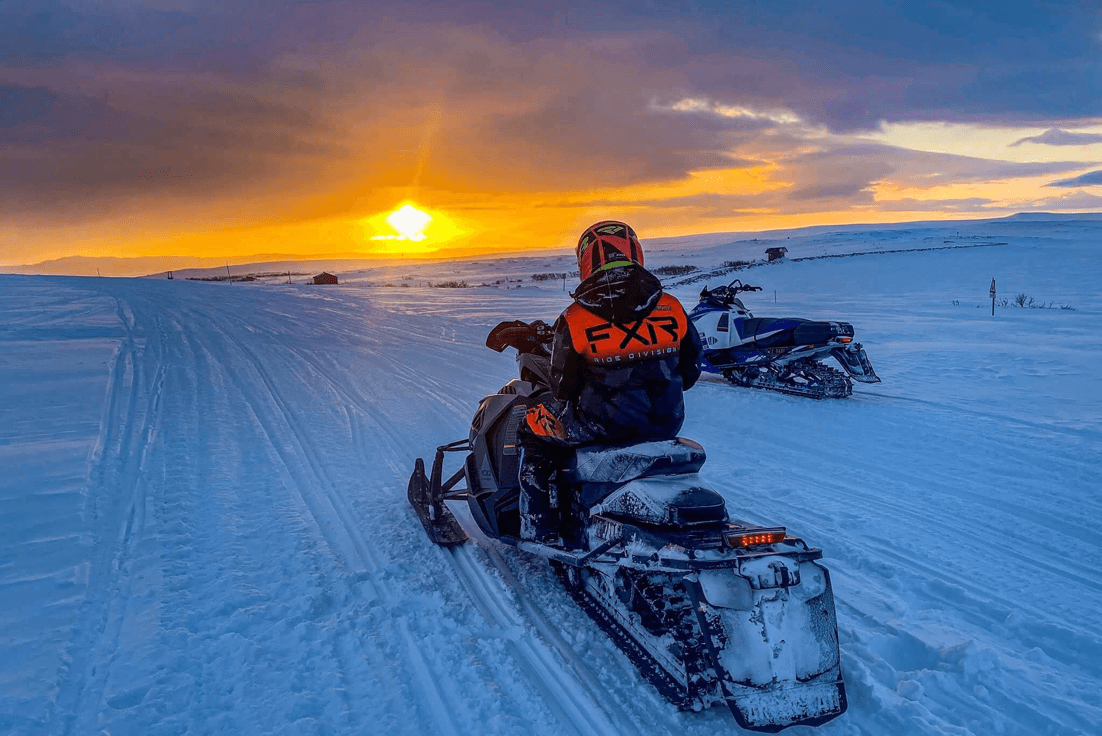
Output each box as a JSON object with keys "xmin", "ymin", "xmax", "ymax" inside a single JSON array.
[{"xmin": 572, "ymin": 264, "xmax": 663, "ymax": 324}]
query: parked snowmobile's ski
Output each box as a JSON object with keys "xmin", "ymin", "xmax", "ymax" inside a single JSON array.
[
  {"xmin": 830, "ymin": 343, "xmax": 880, "ymax": 383},
  {"xmin": 407, "ymin": 455, "xmax": 468, "ymax": 546}
]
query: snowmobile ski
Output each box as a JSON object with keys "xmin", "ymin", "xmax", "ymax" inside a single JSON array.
[{"xmin": 407, "ymin": 451, "xmax": 468, "ymax": 546}]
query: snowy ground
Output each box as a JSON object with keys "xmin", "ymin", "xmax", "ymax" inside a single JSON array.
[{"xmin": 2, "ymin": 218, "xmax": 1100, "ymax": 735}]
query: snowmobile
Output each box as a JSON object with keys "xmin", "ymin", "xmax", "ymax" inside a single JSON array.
[
  {"xmin": 690, "ymin": 280, "xmax": 880, "ymax": 399},
  {"xmin": 408, "ymin": 320, "xmax": 848, "ymax": 731}
]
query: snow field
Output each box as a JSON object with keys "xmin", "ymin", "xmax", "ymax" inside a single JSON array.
[{"xmin": 1, "ymin": 218, "xmax": 1099, "ymax": 735}]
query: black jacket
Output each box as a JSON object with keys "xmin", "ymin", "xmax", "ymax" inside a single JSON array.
[{"xmin": 548, "ymin": 265, "xmax": 702, "ymax": 444}]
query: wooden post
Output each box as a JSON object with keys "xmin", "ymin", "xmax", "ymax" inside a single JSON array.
[{"xmin": 990, "ymin": 278, "xmax": 996, "ymax": 316}]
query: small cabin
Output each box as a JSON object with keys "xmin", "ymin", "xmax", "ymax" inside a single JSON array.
[
  {"xmin": 313, "ymin": 272, "xmax": 338, "ymax": 285},
  {"xmin": 766, "ymin": 246, "xmax": 788, "ymax": 262}
]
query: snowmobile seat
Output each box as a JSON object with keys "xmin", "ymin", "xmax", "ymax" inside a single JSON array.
[
  {"xmin": 588, "ymin": 475, "xmax": 728, "ymax": 527},
  {"xmin": 737, "ymin": 317, "xmax": 854, "ymax": 347},
  {"xmin": 567, "ymin": 438, "xmax": 706, "ymax": 485}
]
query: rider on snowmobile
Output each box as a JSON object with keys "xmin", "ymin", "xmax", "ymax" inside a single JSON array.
[{"xmin": 520, "ymin": 220, "xmax": 703, "ymax": 542}]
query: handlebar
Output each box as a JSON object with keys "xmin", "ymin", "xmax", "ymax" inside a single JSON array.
[
  {"xmin": 699, "ymin": 279, "xmax": 763, "ymax": 302},
  {"xmin": 486, "ymin": 319, "xmax": 554, "ymax": 354}
]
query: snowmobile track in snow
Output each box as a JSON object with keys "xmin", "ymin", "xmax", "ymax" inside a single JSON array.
[
  {"xmin": 447, "ymin": 541, "xmax": 657, "ymax": 736},
  {"xmin": 47, "ymin": 300, "xmax": 167, "ymax": 735},
  {"xmin": 245, "ymin": 315, "xmax": 648, "ymax": 736},
  {"xmin": 174, "ymin": 301, "xmax": 642, "ymax": 736},
  {"xmin": 191, "ymin": 308, "xmax": 470, "ymax": 736}
]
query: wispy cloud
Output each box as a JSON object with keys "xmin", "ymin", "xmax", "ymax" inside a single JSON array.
[
  {"xmin": 1010, "ymin": 128, "xmax": 1102, "ymax": 147},
  {"xmin": 1021, "ymin": 190, "xmax": 1102, "ymax": 210},
  {"xmin": 1045, "ymin": 170, "xmax": 1102, "ymax": 188},
  {"xmin": 658, "ymin": 98, "xmax": 802, "ymax": 126}
]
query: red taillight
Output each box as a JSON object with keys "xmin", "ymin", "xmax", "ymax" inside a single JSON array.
[
  {"xmin": 838, "ymin": 336, "xmax": 853, "ymax": 343},
  {"xmin": 726, "ymin": 528, "xmax": 786, "ymax": 548}
]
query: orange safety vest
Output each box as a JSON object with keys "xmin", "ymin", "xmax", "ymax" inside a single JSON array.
[{"xmin": 562, "ymin": 292, "xmax": 689, "ymax": 366}]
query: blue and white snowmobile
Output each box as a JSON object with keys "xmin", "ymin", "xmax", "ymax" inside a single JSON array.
[
  {"xmin": 691, "ymin": 280, "xmax": 880, "ymax": 399},
  {"xmin": 408, "ymin": 320, "xmax": 848, "ymax": 731}
]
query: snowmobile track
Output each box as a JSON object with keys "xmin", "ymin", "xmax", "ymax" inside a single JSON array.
[
  {"xmin": 232, "ymin": 312, "xmax": 652, "ymax": 736},
  {"xmin": 450, "ymin": 542, "xmax": 654, "ymax": 736},
  {"xmin": 48, "ymin": 301, "xmax": 167, "ymax": 735},
  {"xmin": 172, "ymin": 311, "xmax": 401, "ymax": 731},
  {"xmin": 189, "ymin": 308, "xmax": 468, "ymax": 736},
  {"xmin": 722, "ymin": 361, "xmax": 852, "ymax": 400},
  {"xmin": 269, "ymin": 336, "xmax": 637, "ymax": 735},
  {"xmin": 197, "ymin": 304, "xmax": 658, "ymax": 735},
  {"xmin": 551, "ymin": 564, "xmax": 706, "ymax": 715}
]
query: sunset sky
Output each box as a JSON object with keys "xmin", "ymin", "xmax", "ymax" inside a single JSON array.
[{"xmin": 2, "ymin": 1, "xmax": 1101, "ymax": 267}]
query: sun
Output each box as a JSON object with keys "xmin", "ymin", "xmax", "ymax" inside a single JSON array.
[
  {"xmin": 386, "ymin": 204, "xmax": 432, "ymax": 241},
  {"xmin": 362, "ymin": 203, "xmax": 463, "ymax": 255}
]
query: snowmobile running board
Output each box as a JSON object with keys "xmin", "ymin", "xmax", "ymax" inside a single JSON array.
[{"xmin": 515, "ymin": 536, "xmax": 623, "ymax": 567}]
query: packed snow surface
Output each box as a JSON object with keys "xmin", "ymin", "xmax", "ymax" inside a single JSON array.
[{"xmin": 1, "ymin": 218, "xmax": 1100, "ymax": 735}]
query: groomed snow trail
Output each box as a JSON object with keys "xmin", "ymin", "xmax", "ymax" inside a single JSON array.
[
  {"xmin": 3, "ymin": 276, "xmax": 658, "ymax": 736},
  {"xmin": 2, "ymin": 219, "xmax": 1100, "ymax": 735}
]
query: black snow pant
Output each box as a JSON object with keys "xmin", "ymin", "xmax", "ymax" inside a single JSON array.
[{"xmin": 518, "ymin": 440, "xmax": 572, "ymax": 544}]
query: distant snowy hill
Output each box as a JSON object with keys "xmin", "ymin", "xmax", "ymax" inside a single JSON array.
[
  {"xmin": 5, "ymin": 212, "xmax": 1100, "ymax": 279},
  {"xmin": 150, "ymin": 213, "xmax": 1095, "ymax": 290},
  {"xmin": 0, "ymin": 253, "xmax": 390, "ymax": 278},
  {"xmin": 1, "ymin": 216, "xmax": 1099, "ymax": 735}
]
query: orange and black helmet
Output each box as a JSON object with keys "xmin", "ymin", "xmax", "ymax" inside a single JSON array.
[{"xmin": 576, "ymin": 221, "xmax": 644, "ymax": 281}]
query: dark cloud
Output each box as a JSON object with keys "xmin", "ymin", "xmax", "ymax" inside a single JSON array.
[
  {"xmin": 478, "ymin": 95, "xmax": 736, "ymax": 189},
  {"xmin": 691, "ymin": 0, "xmax": 1102, "ymax": 131},
  {"xmin": 1010, "ymin": 128, "xmax": 1102, "ymax": 147},
  {"xmin": 0, "ymin": 1, "xmax": 354, "ymax": 69},
  {"xmin": 0, "ymin": 73, "xmax": 345, "ymax": 228},
  {"xmin": 1045, "ymin": 170, "xmax": 1102, "ymax": 188},
  {"xmin": 788, "ymin": 182, "xmax": 875, "ymax": 202},
  {"xmin": 0, "ymin": 85, "xmax": 58, "ymax": 128},
  {"xmin": 4, "ymin": 1, "xmax": 1100, "ymax": 128},
  {"xmin": 0, "ymin": 3, "xmax": 197, "ymax": 65}
]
